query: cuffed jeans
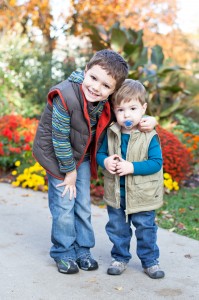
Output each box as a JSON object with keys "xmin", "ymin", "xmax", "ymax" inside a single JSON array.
[
  {"xmin": 106, "ymin": 197, "xmax": 160, "ymax": 268},
  {"xmin": 47, "ymin": 160, "xmax": 95, "ymax": 262}
]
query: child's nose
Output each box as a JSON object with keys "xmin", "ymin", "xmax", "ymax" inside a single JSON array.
[
  {"xmin": 124, "ymin": 110, "xmax": 130, "ymax": 117},
  {"xmin": 93, "ymin": 82, "xmax": 100, "ymax": 92}
]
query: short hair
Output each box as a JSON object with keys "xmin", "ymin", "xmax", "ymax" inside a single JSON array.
[
  {"xmin": 87, "ymin": 49, "xmax": 129, "ymax": 90},
  {"xmin": 111, "ymin": 79, "xmax": 146, "ymax": 106}
]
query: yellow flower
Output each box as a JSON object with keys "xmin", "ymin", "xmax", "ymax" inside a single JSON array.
[
  {"xmin": 12, "ymin": 170, "xmax": 17, "ymax": 176},
  {"xmin": 11, "ymin": 161, "xmax": 48, "ymax": 192},
  {"xmin": 22, "ymin": 182, "xmax": 28, "ymax": 188},
  {"xmin": 164, "ymin": 173, "xmax": 171, "ymax": 179},
  {"xmin": 163, "ymin": 173, "xmax": 180, "ymax": 192},
  {"xmin": 12, "ymin": 181, "xmax": 20, "ymax": 187},
  {"xmin": 174, "ymin": 185, "xmax": 179, "ymax": 191},
  {"xmin": 15, "ymin": 160, "xmax": 21, "ymax": 167}
]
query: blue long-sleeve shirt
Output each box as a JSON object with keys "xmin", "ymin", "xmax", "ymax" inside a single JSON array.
[{"xmin": 96, "ymin": 132, "xmax": 163, "ymax": 197}]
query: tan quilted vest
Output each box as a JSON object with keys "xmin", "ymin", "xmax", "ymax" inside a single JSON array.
[{"xmin": 103, "ymin": 123, "xmax": 164, "ymax": 216}]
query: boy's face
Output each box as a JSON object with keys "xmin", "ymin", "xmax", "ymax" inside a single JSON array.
[
  {"xmin": 114, "ymin": 98, "xmax": 147, "ymax": 131},
  {"xmin": 82, "ymin": 65, "xmax": 116, "ymax": 102}
]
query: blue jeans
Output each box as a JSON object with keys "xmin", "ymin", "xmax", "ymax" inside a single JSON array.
[
  {"xmin": 47, "ymin": 160, "xmax": 95, "ymax": 262},
  {"xmin": 106, "ymin": 197, "xmax": 160, "ymax": 268}
]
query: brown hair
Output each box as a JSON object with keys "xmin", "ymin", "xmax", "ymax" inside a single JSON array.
[
  {"xmin": 86, "ymin": 49, "xmax": 129, "ymax": 90},
  {"xmin": 111, "ymin": 79, "xmax": 146, "ymax": 106}
]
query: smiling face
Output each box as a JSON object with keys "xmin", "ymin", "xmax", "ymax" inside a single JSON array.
[
  {"xmin": 114, "ymin": 98, "xmax": 147, "ymax": 132},
  {"xmin": 82, "ymin": 65, "xmax": 116, "ymax": 103}
]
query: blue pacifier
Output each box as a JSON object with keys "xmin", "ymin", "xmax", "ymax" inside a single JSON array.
[{"xmin": 124, "ymin": 120, "xmax": 133, "ymax": 128}]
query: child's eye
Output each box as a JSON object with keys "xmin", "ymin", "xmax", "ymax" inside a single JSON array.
[
  {"xmin": 90, "ymin": 75, "xmax": 96, "ymax": 80},
  {"xmin": 131, "ymin": 107, "xmax": 136, "ymax": 110},
  {"xmin": 104, "ymin": 84, "xmax": 110, "ymax": 89}
]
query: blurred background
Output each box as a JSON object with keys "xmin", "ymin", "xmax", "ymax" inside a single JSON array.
[{"xmin": 0, "ymin": 0, "xmax": 198, "ymax": 119}]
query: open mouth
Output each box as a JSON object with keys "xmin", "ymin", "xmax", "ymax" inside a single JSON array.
[{"xmin": 88, "ymin": 88, "xmax": 99, "ymax": 97}]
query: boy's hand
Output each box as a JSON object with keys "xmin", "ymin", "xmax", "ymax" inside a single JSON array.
[
  {"xmin": 116, "ymin": 157, "xmax": 134, "ymax": 176},
  {"xmin": 56, "ymin": 169, "xmax": 77, "ymax": 200},
  {"xmin": 138, "ymin": 116, "xmax": 158, "ymax": 132},
  {"xmin": 104, "ymin": 154, "xmax": 120, "ymax": 174}
]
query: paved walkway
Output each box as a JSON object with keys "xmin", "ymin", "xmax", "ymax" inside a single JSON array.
[{"xmin": 0, "ymin": 182, "xmax": 199, "ymax": 300}]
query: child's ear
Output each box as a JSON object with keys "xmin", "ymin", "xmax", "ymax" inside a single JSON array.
[
  {"xmin": 143, "ymin": 103, "xmax": 147, "ymax": 114},
  {"xmin": 84, "ymin": 65, "xmax": 88, "ymax": 75}
]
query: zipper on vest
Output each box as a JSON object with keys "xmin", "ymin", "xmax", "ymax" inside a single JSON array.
[{"xmin": 76, "ymin": 85, "xmax": 92, "ymax": 168}]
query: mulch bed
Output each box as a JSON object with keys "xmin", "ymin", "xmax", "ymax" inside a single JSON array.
[
  {"xmin": 0, "ymin": 170, "xmax": 14, "ymax": 184},
  {"xmin": 183, "ymin": 173, "xmax": 199, "ymax": 188}
]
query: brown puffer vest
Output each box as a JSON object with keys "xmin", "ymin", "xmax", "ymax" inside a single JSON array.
[
  {"xmin": 33, "ymin": 80, "xmax": 112, "ymax": 179},
  {"xmin": 33, "ymin": 80, "xmax": 91, "ymax": 179}
]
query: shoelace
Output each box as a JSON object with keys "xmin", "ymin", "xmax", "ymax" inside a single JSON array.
[
  {"xmin": 79, "ymin": 254, "xmax": 92, "ymax": 261},
  {"xmin": 111, "ymin": 260, "xmax": 125, "ymax": 267},
  {"xmin": 148, "ymin": 265, "xmax": 160, "ymax": 272}
]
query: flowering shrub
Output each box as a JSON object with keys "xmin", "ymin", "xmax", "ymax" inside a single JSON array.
[
  {"xmin": 0, "ymin": 115, "xmax": 38, "ymax": 169},
  {"xmin": 173, "ymin": 131, "xmax": 199, "ymax": 164},
  {"xmin": 163, "ymin": 173, "xmax": 179, "ymax": 192},
  {"xmin": 12, "ymin": 160, "xmax": 48, "ymax": 192},
  {"xmin": 0, "ymin": 115, "xmax": 195, "ymax": 194},
  {"xmin": 171, "ymin": 114, "xmax": 199, "ymax": 165},
  {"xmin": 156, "ymin": 125, "xmax": 193, "ymax": 184}
]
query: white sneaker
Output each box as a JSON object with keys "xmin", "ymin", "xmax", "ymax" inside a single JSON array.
[
  {"xmin": 107, "ymin": 259, "xmax": 127, "ymax": 275},
  {"xmin": 144, "ymin": 264, "xmax": 165, "ymax": 279}
]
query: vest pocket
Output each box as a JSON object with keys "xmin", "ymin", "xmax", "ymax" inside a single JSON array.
[{"xmin": 133, "ymin": 174, "xmax": 163, "ymax": 203}]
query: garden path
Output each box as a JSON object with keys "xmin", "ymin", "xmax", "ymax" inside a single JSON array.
[{"xmin": 0, "ymin": 182, "xmax": 199, "ymax": 300}]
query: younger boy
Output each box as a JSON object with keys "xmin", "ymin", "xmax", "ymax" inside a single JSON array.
[
  {"xmin": 33, "ymin": 50, "xmax": 157, "ymax": 275},
  {"xmin": 97, "ymin": 79, "xmax": 165, "ymax": 279}
]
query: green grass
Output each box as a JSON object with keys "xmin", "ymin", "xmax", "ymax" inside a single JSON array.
[{"xmin": 156, "ymin": 187, "xmax": 199, "ymax": 240}]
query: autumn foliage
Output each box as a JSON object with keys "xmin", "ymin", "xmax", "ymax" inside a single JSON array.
[
  {"xmin": 156, "ymin": 125, "xmax": 193, "ymax": 183},
  {"xmin": 68, "ymin": 0, "xmax": 194, "ymax": 64}
]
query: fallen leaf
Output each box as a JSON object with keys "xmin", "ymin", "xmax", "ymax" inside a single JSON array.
[
  {"xmin": 188, "ymin": 206, "xmax": 195, "ymax": 210},
  {"xmin": 177, "ymin": 223, "xmax": 186, "ymax": 230},
  {"xmin": 160, "ymin": 210, "xmax": 169, "ymax": 215},
  {"xmin": 179, "ymin": 208, "xmax": 186, "ymax": 213},
  {"xmin": 184, "ymin": 254, "xmax": 192, "ymax": 259},
  {"xmin": 169, "ymin": 227, "xmax": 176, "ymax": 232},
  {"xmin": 168, "ymin": 218, "xmax": 174, "ymax": 222},
  {"xmin": 87, "ymin": 278, "xmax": 97, "ymax": 282},
  {"xmin": 192, "ymin": 193, "xmax": 199, "ymax": 198},
  {"xmin": 115, "ymin": 286, "xmax": 123, "ymax": 291},
  {"xmin": 165, "ymin": 214, "xmax": 173, "ymax": 219}
]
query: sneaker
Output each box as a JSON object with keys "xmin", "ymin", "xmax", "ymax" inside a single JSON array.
[
  {"xmin": 144, "ymin": 265, "xmax": 165, "ymax": 279},
  {"xmin": 107, "ymin": 260, "xmax": 127, "ymax": 275},
  {"xmin": 76, "ymin": 255, "xmax": 98, "ymax": 271},
  {"xmin": 56, "ymin": 259, "xmax": 79, "ymax": 274}
]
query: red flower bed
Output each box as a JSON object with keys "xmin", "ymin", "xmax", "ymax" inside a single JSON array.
[
  {"xmin": 156, "ymin": 125, "xmax": 193, "ymax": 183},
  {"xmin": 0, "ymin": 115, "xmax": 38, "ymax": 169}
]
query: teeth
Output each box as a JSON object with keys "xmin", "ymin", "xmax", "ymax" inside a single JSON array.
[{"xmin": 89, "ymin": 90, "xmax": 98, "ymax": 97}]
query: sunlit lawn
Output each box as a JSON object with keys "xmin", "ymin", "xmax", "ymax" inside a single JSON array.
[{"xmin": 156, "ymin": 187, "xmax": 199, "ymax": 240}]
